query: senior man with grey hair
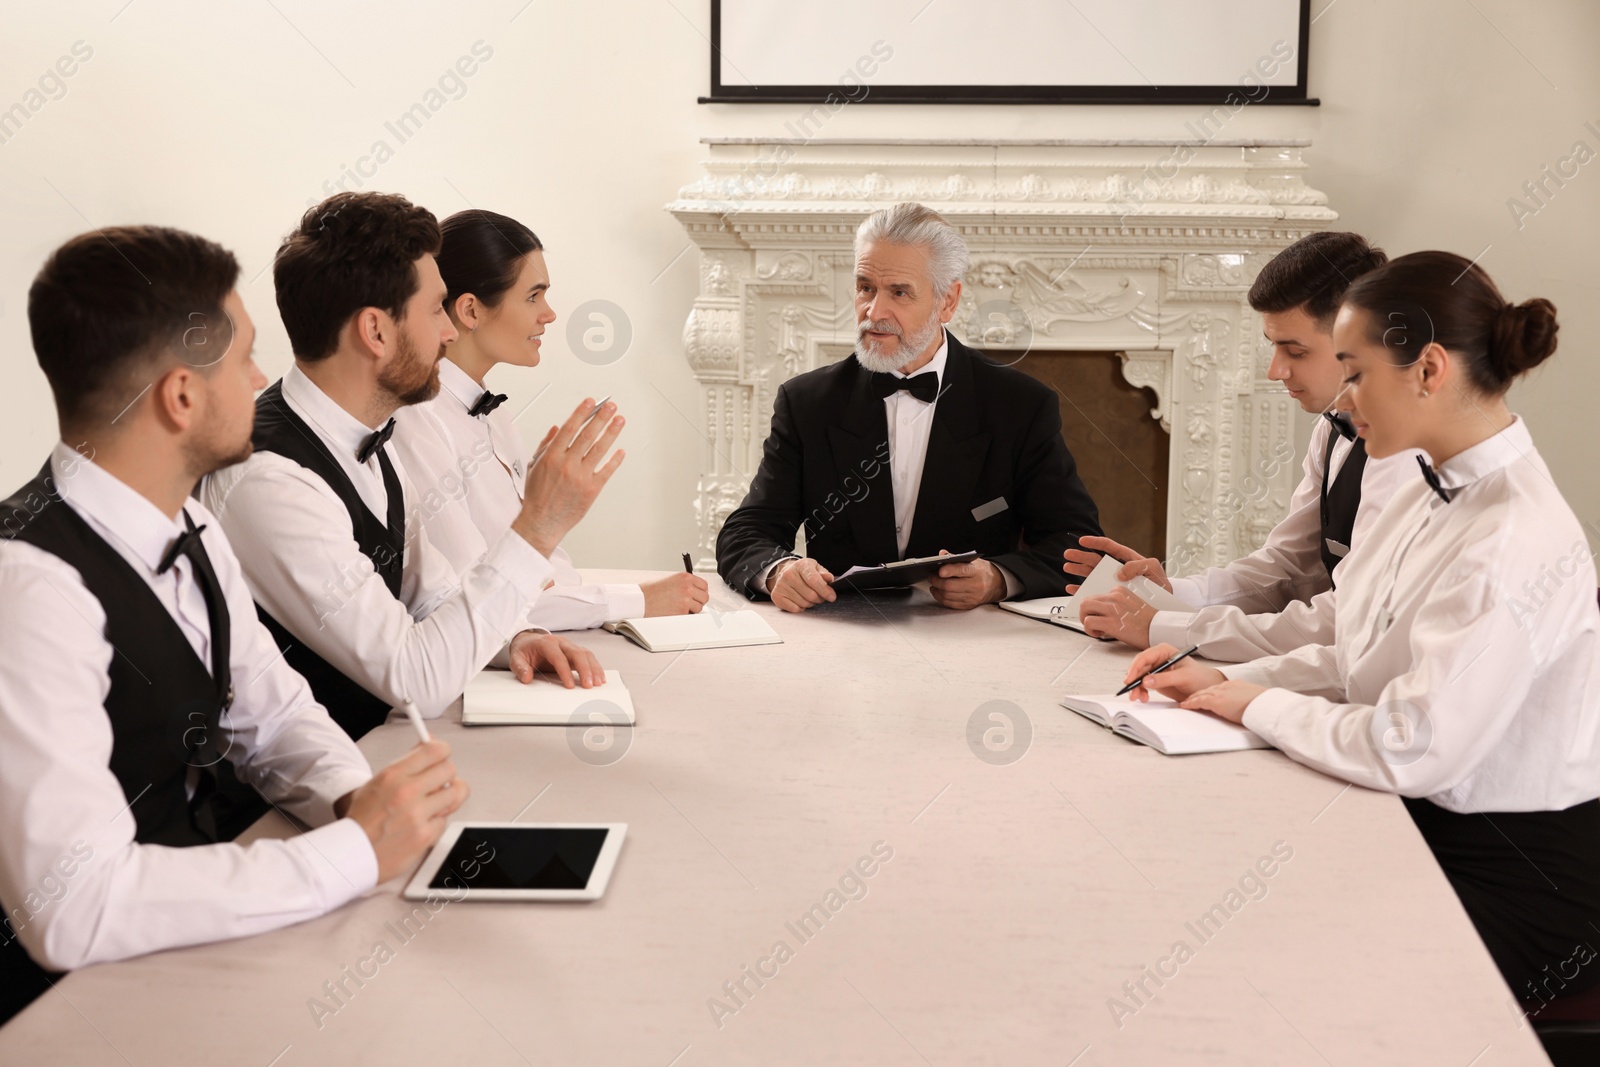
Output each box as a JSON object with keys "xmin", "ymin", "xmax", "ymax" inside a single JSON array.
[{"xmin": 716, "ymin": 202, "xmax": 1102, "ymax": 612}]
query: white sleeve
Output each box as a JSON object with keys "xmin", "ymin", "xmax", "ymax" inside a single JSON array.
[
  {"xmin": 0, "ymin": 547, "xmax": 377, "ymax": 972},
  {"xmin": 204, "ymin": 456, "xmax": 552, "ymax": 718},
  {"xmin": 1149, "ymin": 586, "xmax": 1339, "ymax": 663},
  {"xmin": 1233, "ymin": 555, "xmax": 1535, "ymax": 796},
  {"xmin": 528, "ymin": 557, "xmax": 648, "ymax": 631},
  {"xmin": 1166, "ymin": 422, "xmax": 1333, "ymax": 614}
]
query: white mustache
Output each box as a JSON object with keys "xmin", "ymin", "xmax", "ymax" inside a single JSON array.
[{"xmin": 858, "ymin": 319, "xmax": 902, "ymax": 339}]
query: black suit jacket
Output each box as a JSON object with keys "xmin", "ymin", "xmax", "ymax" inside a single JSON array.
[{"xmin": 716, "ymin": 333, "xmax": 1102, "ymax": 601}]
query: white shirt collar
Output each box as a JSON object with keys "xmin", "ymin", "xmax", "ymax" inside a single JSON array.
[
  {"xmin": 438, "ymin": 358, "xmax": 487, "ymax": 414},
  {"xmin": 1432, "ymin": 415, "xmax": 1536, "ymax": 493},
  {"xmin": 282, "ymin": 363, "xmax": 387, "ymax": 462},
  {"xmin": 890, "ymin": 330, "xmax": 949, "ymax": 383},
  {"xmin": 49, "ymin": 442, "xmax": 186, "ymax": 574}
]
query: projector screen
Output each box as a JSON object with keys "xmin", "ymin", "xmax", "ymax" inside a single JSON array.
[{"xmin": 708, "ymin": 0, "xmax": 1310, "ymax": 104}]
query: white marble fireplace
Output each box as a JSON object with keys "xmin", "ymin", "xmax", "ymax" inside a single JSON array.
[{"xmin": 666, "ymin": 139, "xmax": 1338, "ymax": 576}]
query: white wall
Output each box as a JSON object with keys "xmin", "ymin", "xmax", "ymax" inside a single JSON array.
[{"xmin": 2, "ymin": 0, "xmax": 1595, "ymax": 567}]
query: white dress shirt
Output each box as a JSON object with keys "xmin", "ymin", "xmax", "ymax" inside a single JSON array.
[
  {"xmin": 390, "ymin": 359, "xmax": 646, "ymax": 630},
  {"xmin": 1223, "ymin": 417, "xmax": 1600, "ymax": 813},
  {"xmin": 200, "ymin": 366, "xmax": 554, "ymax": 718},
  {"xmin": 1148, "ymin": 416, "xmax": 1420, "ymax": 660},
  {"xmin": 0, "ymin": 444, "xmax": 376, "ymax": 971}
]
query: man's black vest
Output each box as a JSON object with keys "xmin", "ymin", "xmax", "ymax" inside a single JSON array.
[
  {"xmin": 0, "ymin": 465, "xmax": 262, "ymax": 1024},
  {"xmin": 1319, "ymin": 418, "xmax": 1369, "ymax": 585},
  {"xmin": 250, "ymin": 382, "xmax": 404, "ymax": 740}
]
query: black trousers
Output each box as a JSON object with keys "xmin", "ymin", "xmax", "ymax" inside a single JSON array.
[{"xmin": 1405, "ymin": 796, "xmax": 1600, "ymax": 1003}]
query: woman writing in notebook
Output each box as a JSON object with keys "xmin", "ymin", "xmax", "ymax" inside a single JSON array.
[
  {"xmin": 391, "ymin": 210, "xmax": 710, "ymax": 633},
  {"xmin": 1124, "ymin": 251, "xmax": 1600, "ymax": 1007}
]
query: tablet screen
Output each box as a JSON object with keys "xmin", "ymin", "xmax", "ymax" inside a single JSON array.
[{"xmin": 429, "ymin": 827, "xmax": 610, "ymax": 891}]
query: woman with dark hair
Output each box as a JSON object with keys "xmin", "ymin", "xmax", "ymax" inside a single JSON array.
[
  {"xmin": 392, "ymin": 209, "xmax": 708, "ymax": 631},
  {"xmin": 1122, "ymin": 252, "xmax": 1600, "ymax": 1010}
]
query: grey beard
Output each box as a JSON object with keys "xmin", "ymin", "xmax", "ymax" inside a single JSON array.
[{"xmin": 855, "ymin": 315, "xmax": 943, "ymax": 374}]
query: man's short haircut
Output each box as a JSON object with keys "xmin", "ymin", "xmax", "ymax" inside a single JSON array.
[
  {"xmin": 28, "ymin": 225, "xmax": 240, "ymax": 433},
  {"xmin": 274, "ymin": 192, "xmax": 441, "ymax": 362},
  {"xmin": 1248, "ymin": 231, "xmax": 1388, "ymax": 326},
  {"xmin": 854, "ymin": 202, "xmax": 971, "ymax": 298}
]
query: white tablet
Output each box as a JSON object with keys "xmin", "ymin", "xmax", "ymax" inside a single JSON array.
[{"xmin": 402, "ymin": 822, "xmax": 627, "ymax": 902}]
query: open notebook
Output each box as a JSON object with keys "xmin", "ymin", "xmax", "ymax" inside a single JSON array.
[
  {"xmin": 601, "ymin": 609, "xmax": 781, "ymax": 653},
  {"xmin": 1000, "ymin": 554, "xmax": 1195, "ymax": 636},
  {"xmin": 463, "ymin": 669, "xmax": 635, "ymax": 726},
  {"xmin": 1060, "ymin": 693, "xmax": 1268, "ymax": 756}
]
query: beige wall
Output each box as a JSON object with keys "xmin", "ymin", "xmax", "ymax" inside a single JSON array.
[{"xmin": 2, "ymin": 0, "xmax": 1594, "ymax": 566}]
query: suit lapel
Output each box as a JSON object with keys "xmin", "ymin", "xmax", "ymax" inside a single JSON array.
[
  {"xmin": 907, "ymin": 340, "xmax": 991, "ymax": 557},
  {"xmin": 826, "ymin": 362, "xmax": 898, "ymax": 564}
]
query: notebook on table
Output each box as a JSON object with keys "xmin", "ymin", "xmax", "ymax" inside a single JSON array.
[
  {"xmin": 1060, "ymin": 693, "xmax": 1268, "ymax": 756},
  {"xmin": 463, "ymin": 669, "xmax": 635, "ymax": 726},
  {"xmin": 601, "ymin": 610, "xmax": 781, "ymax": 653},
  {"xmin": 999, "ymin": 554, "xmax": 1195, "ymax": 637},
  {"xmin": 832, "ymin": 550, "xmax": 979, "ymax": 592}
]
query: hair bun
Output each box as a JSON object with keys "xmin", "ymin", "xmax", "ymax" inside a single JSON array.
[{"xmin": 1490, "ymin": 297, "xmax": 1559, "ymax": 382}]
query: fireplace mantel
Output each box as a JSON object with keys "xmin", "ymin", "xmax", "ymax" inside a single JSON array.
[{"xmin": 666, "ymin": 139, "xmax": 1338, "ymax": 576}]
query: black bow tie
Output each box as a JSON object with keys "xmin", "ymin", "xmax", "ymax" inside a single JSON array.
[
  {"xmin": 356, "ymin": 418, "xmax": 396, "ymax": 464},
  {"xmin": 1323, "ymin": 411, "xmax": 1358, "ymax": 442},
  {"xmin": 1416, "ymin": 455, "xmax": 1454, "ymax": 504},
  {"xmin": 873, "ymin": 371, "xmax": 939, "ymax": 403},
  {"xmin": 468, "ymin": 390, "xmax": 508, "ymax": 418}
]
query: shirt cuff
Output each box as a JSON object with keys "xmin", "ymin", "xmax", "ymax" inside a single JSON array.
[
  {"xmin": 1219, "ymin": 660, "xmax": 1278, "ymax": 688},
  {"xmin": 758, "ymin": 556, "xmax": 800, "ymax": 593},
  {"xmin": 293, "ymin": 817, "xmax": 380, "ymax": 903},
  {"xmin": 993, "ymin": 563, "xmax": 1022, "ymax": 601},
  {"xmin": 1167, "ymin": 576, "xmax": 1203, "ymax": 608},
  {"xmin": 607, "ymin": 584, "xmax": 648, "ymax": 621},
  {"xmin": 1238, "ymin": 686, "xmax": 1297, "ymax": 745},
  {"xmin": 486, "ymin": 529, "xmax": 557, "ymax": 606},
  {"xmin": 301, "ymin": 766, "xmax": 374, "ymax": 827},
  {"xmin": 1148, "ymin": 610, "xmax": 1194, "ymax": 651}
]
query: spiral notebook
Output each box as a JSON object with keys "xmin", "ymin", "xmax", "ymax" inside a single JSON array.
[{"xmin": 1060, "ymin": 693, "xmax": 1268, "ymax": 756}]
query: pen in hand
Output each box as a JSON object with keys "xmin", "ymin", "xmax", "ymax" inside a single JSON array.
[
  {"xmin": 400, "ymin": 699, "xmax": 432, "ymax": 744},
  {"xmin": 1116, "ymin": 645, "xmax": 1201, "ymax": 697},
  {"xmin": 682, "ymin": 552, "xmax": 693, "ymax": 574}
]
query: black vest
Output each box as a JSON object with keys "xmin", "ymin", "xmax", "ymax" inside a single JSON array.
[
  {"xmin": 1319, "ymin": 422, "xmax": 1368, "ymax": 584},
  {"xmin": 250, "ymin": 382, "xmax": 404, "ymax": 740},
  {"xmin": 0, "ymin": 465, "xmax": 263, "ymax": 1023}
]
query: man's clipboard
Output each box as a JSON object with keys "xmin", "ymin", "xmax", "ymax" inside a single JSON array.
[{"xmin": 832, "ymin": 551, "xmax": 980, "ymax": 592}]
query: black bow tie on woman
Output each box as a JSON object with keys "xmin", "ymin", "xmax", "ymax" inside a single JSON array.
[
  {"xmin": 469, "ymin": 390, "xmax": 508, "ymax": 418},
  {"xmin": 1416, "ymin": 455, "xmax": 1454, "ymax": 504},
  {"xmin": 356, "ymin": 418, "xmax": 396, "ymax": 464},
  {"xmin": 872, "ymin": 371, "xmax": 940, "ymax": 403}
]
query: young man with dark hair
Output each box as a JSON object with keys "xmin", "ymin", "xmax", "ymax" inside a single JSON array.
[
  {"xmin": 1067, "ymin": 231, "xmax": 1421, "ymax": 659},
  {"xmin": 202, "ymin": 192, "xmax": 623, "ymax": 739},
  {"xmin": 0, "ymin": 226, "xmax": 469, "ymax": 1025}
]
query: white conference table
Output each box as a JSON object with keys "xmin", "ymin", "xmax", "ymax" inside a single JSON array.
[{"xmin": 1, "ymin": 571, "xmax": 1552, "ymax": 1065}]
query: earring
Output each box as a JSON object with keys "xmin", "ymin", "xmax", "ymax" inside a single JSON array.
[{"xmin": 1421, "ymin": 388, "xmax": 1429, "ymax": 397}]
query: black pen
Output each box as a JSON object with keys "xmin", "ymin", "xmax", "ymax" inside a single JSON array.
[
  {"xmin": 682, "ymin": 552, "xmax": 693, "ymax": 574},
  {"xmin": 1116, "ymin": 645, "xmax": 1200, "ymax": 697}
]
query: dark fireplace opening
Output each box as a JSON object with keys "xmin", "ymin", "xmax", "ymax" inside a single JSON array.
[{"xmin": 1010, "ymin": 350, "xmax": 1169, "ymax": 559}]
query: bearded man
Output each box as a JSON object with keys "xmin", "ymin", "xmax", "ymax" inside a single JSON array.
[
  {"xmin": 715, "ymin": 202, "xmax": 1102, "ymax": 612},
  {"xmin": 201, "ymin": 193, "xmax": 618, "ymax": 738}
]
